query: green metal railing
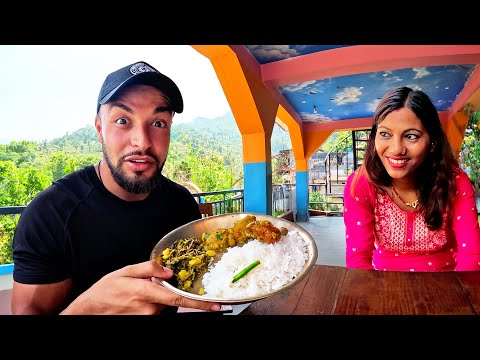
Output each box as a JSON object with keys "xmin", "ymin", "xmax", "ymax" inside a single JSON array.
[
  {"xmin": 191, "ymin": 189, "xmax": 244, "ymax": 215},
  {"xmin": 309, "ymin": 130, "xmax": 370, "ymax": 214},
  {"xmin": 0, "ymin": 207, "xmax": 26, "ymax": 216}
]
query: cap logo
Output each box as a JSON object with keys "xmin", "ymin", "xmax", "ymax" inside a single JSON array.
[{"xmin": 129, "ymin": 62, "xmax": 157, "ymax": 75}]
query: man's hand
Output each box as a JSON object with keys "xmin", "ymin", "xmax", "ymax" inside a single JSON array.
[{"xmin": 61, "ymin": 260, "xmax": 222, "ymax": 315}]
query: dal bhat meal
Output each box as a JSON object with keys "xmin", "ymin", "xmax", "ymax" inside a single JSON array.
[{"xmin": 157, "ymin": 214, "xmax": 308, "ymax": 299}]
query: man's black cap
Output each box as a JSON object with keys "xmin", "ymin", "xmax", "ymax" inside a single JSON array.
[{"xmin": 97, "ymin": 61, "xmax": 183, "ymax": 114}]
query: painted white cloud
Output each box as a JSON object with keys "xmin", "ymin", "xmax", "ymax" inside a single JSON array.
[
  {"xmin": 331, "ymin": 87, "xmax": 362, "ymax": 105},
  {"xmin": 384, "ymin": 76, "xmax": 403, "ymax": 83},
  {"xmin": 405, "ymin": 83, "xmax": 422, "ymax": 91},
  {"xmin": 300, "ymin": 112, "xmax": 335, "ymax": 122},
  {"xmin": 246, "ymin": 45, "xmax": 298, "ymax": 63},
  {"xmin": 413, "ymin": 67, "xmax": 431, "ymax": 79},
  {"xmin": 367, "ymin": 98, "xmax": 381, "ymax": 113},
  {"xmin": 281, "ymin": 80, "xmax": 316, "ymax": 92}
]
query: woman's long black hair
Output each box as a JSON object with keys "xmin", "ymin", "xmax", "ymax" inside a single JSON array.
[{"xmin": 361, "ymin": 86, "xmax": 458, "ymax": 230}]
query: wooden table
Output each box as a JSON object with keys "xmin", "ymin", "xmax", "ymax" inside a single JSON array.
[{"xmin": 240, "ymin": 265, "xmax": 480, "ymax": 315}]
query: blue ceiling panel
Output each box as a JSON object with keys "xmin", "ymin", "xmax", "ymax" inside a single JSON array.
[
  {"xmin": 246, "ymin": 45, "xmax": 352, "ymax": 64},
  {"xmin": 277, "ymin": 64, "xmax": 477, "ymax": 124}
]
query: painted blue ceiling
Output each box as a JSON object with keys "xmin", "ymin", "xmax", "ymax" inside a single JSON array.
[
  {"xmin": 244, "ymin": 45, "xmax": 477, "ymax": 124},
  {"xmin": 280, "ymin": 65, "xmax": 476, "ymax": 123},
  {"xmin": 246, "ymin": 45, "xmax": 352, "ymax": 64}
]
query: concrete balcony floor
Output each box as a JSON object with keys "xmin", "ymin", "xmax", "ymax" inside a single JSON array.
[{"xmin": 297, "ymin": 215, "xmax": 346, "ymax": 267}]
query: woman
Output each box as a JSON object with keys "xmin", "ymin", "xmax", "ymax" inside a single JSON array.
[{"xmin": 344, "ymin": 86, "xmax": 480, "ymax": 271}]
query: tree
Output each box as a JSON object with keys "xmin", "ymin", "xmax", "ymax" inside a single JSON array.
[
  {"xmin": 0, "ymin": 161, "xmax": 23, "ymax": 206},
  {"xmin": 272, "ymin": 151, "xmax": 291, "ymax": 184},
  {"xmin": 461, "ymin": 106, "xmax": 480, "ymax": 197},
  {"xmin": 0, "ymin": 140, "xmax": 38, "ymax": 165},
  {"xmin": 46, "ymin": 152, "xmax": 78, "ymax": 181}
]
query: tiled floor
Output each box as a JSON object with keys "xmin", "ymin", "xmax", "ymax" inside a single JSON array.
[{"xmin": 296, "ymin": 215, "xmax": 346, "ymax": 267}]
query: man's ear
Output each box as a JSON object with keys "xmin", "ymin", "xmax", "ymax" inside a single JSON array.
[{"xmin": 95, "ymin": 115, "xmax": 103, "ymax": 144}]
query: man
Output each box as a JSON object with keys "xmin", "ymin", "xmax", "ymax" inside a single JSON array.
[{"xmin": 11, "ymin": 61, "xmax": 222, "ymax": 314}]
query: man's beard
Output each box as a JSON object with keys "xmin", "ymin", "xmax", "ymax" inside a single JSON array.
[{"xmin": 103, "ymin": 148, "xmax": 165, "ymax": 194}]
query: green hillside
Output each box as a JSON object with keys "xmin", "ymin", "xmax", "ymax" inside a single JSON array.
[
  {"xmin": 39, "ymin": 111, "xmax": 291, "ymax": 158},
  {"xmin": 172, "ymin": 112, "xmax": 291, "ymax": 155}
]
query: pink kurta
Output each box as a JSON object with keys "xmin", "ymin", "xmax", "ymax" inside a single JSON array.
[{"xmin": 344, "ymin": 167, "xmax": 480, "ymax": 271}]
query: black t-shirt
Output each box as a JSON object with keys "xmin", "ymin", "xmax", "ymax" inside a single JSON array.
[{"xmin": 12, "ymin": 165, "xmax": 201, "ymax": 304}]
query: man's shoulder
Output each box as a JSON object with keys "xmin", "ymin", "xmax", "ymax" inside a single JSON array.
[
  {"xmin": 51, "ymin": 166, "xmax": 94, "ymax": 192},
  {"xmin": 27, "ymin": 166, "xmax": 95, "ymax": 207},
  {"xmin": 158, "ymin": 175, "xmax": 192, "ymax": 195}
]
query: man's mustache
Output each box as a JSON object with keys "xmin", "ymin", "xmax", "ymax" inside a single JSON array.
[{"xmin": 120, "ymin": 151, "xmax": 159, "ymax": 163}]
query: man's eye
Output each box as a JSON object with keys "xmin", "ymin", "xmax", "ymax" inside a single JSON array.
[
  {"xmin": 152, "ymin": 121, "xmax": 166, "ymax": 128},
  {"xmin": 115, "ymin": 117, "xmax": 128, "ymax": 125}
]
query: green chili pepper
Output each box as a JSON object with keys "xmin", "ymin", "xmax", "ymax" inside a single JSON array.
[{"xmin": 232, "ymin": 260, "xmax": 260, "ymax": 283}]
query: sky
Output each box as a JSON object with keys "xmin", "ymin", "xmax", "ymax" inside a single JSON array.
[{"xmin": 0, "ymin": 45, "xmax": 231, "ymax": 144}]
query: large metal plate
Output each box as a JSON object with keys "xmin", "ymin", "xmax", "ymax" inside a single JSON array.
[{"xmin": 150, "ymin": 212, "xmax": 318, "ymax": 304}]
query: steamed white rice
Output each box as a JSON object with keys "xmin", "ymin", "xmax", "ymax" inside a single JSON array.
[{"xmin": 201, "ymin": 230, "xmax": 308, "ymax": 298}]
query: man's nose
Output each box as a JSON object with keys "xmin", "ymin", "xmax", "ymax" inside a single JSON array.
[{"xmin": 131, "ymin": 125, "xmax": 152, "ymax": 149}]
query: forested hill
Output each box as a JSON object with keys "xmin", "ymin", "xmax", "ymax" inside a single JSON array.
[
  {"xmin": 0, "ymin": 112, "xmax": 293, "ymax": 223},
  {"xmin": 46, "ymin": 124, "xmax": 102, "ymax": 153},
  {"xmin": 44, "ymin": 111, "xmax": 292, "ymax": 155}
]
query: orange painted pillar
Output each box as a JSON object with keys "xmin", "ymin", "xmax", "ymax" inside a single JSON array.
[
  {"xmin": 193, "ymin": 46, "xmax": 338, "ymax": 221},
  {"xmin": 192, "ymin": 45, "xmax": 279, "ymax": 215},
  {"xmin": 443, "ymin": 110, "xmax": 468, "ymax": 160},
  {"xmin": 278, "ymin": 105, "xmax": 334, "ymax": 221}
]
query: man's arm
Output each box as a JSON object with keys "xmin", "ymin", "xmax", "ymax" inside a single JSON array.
[
  {"xmin": 11, "ymin": 279, "xmax": 72, "ymax": 315},
  {"xmin": 13, "ymin": 260, "xmax": 223, "ymax": 315}
]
